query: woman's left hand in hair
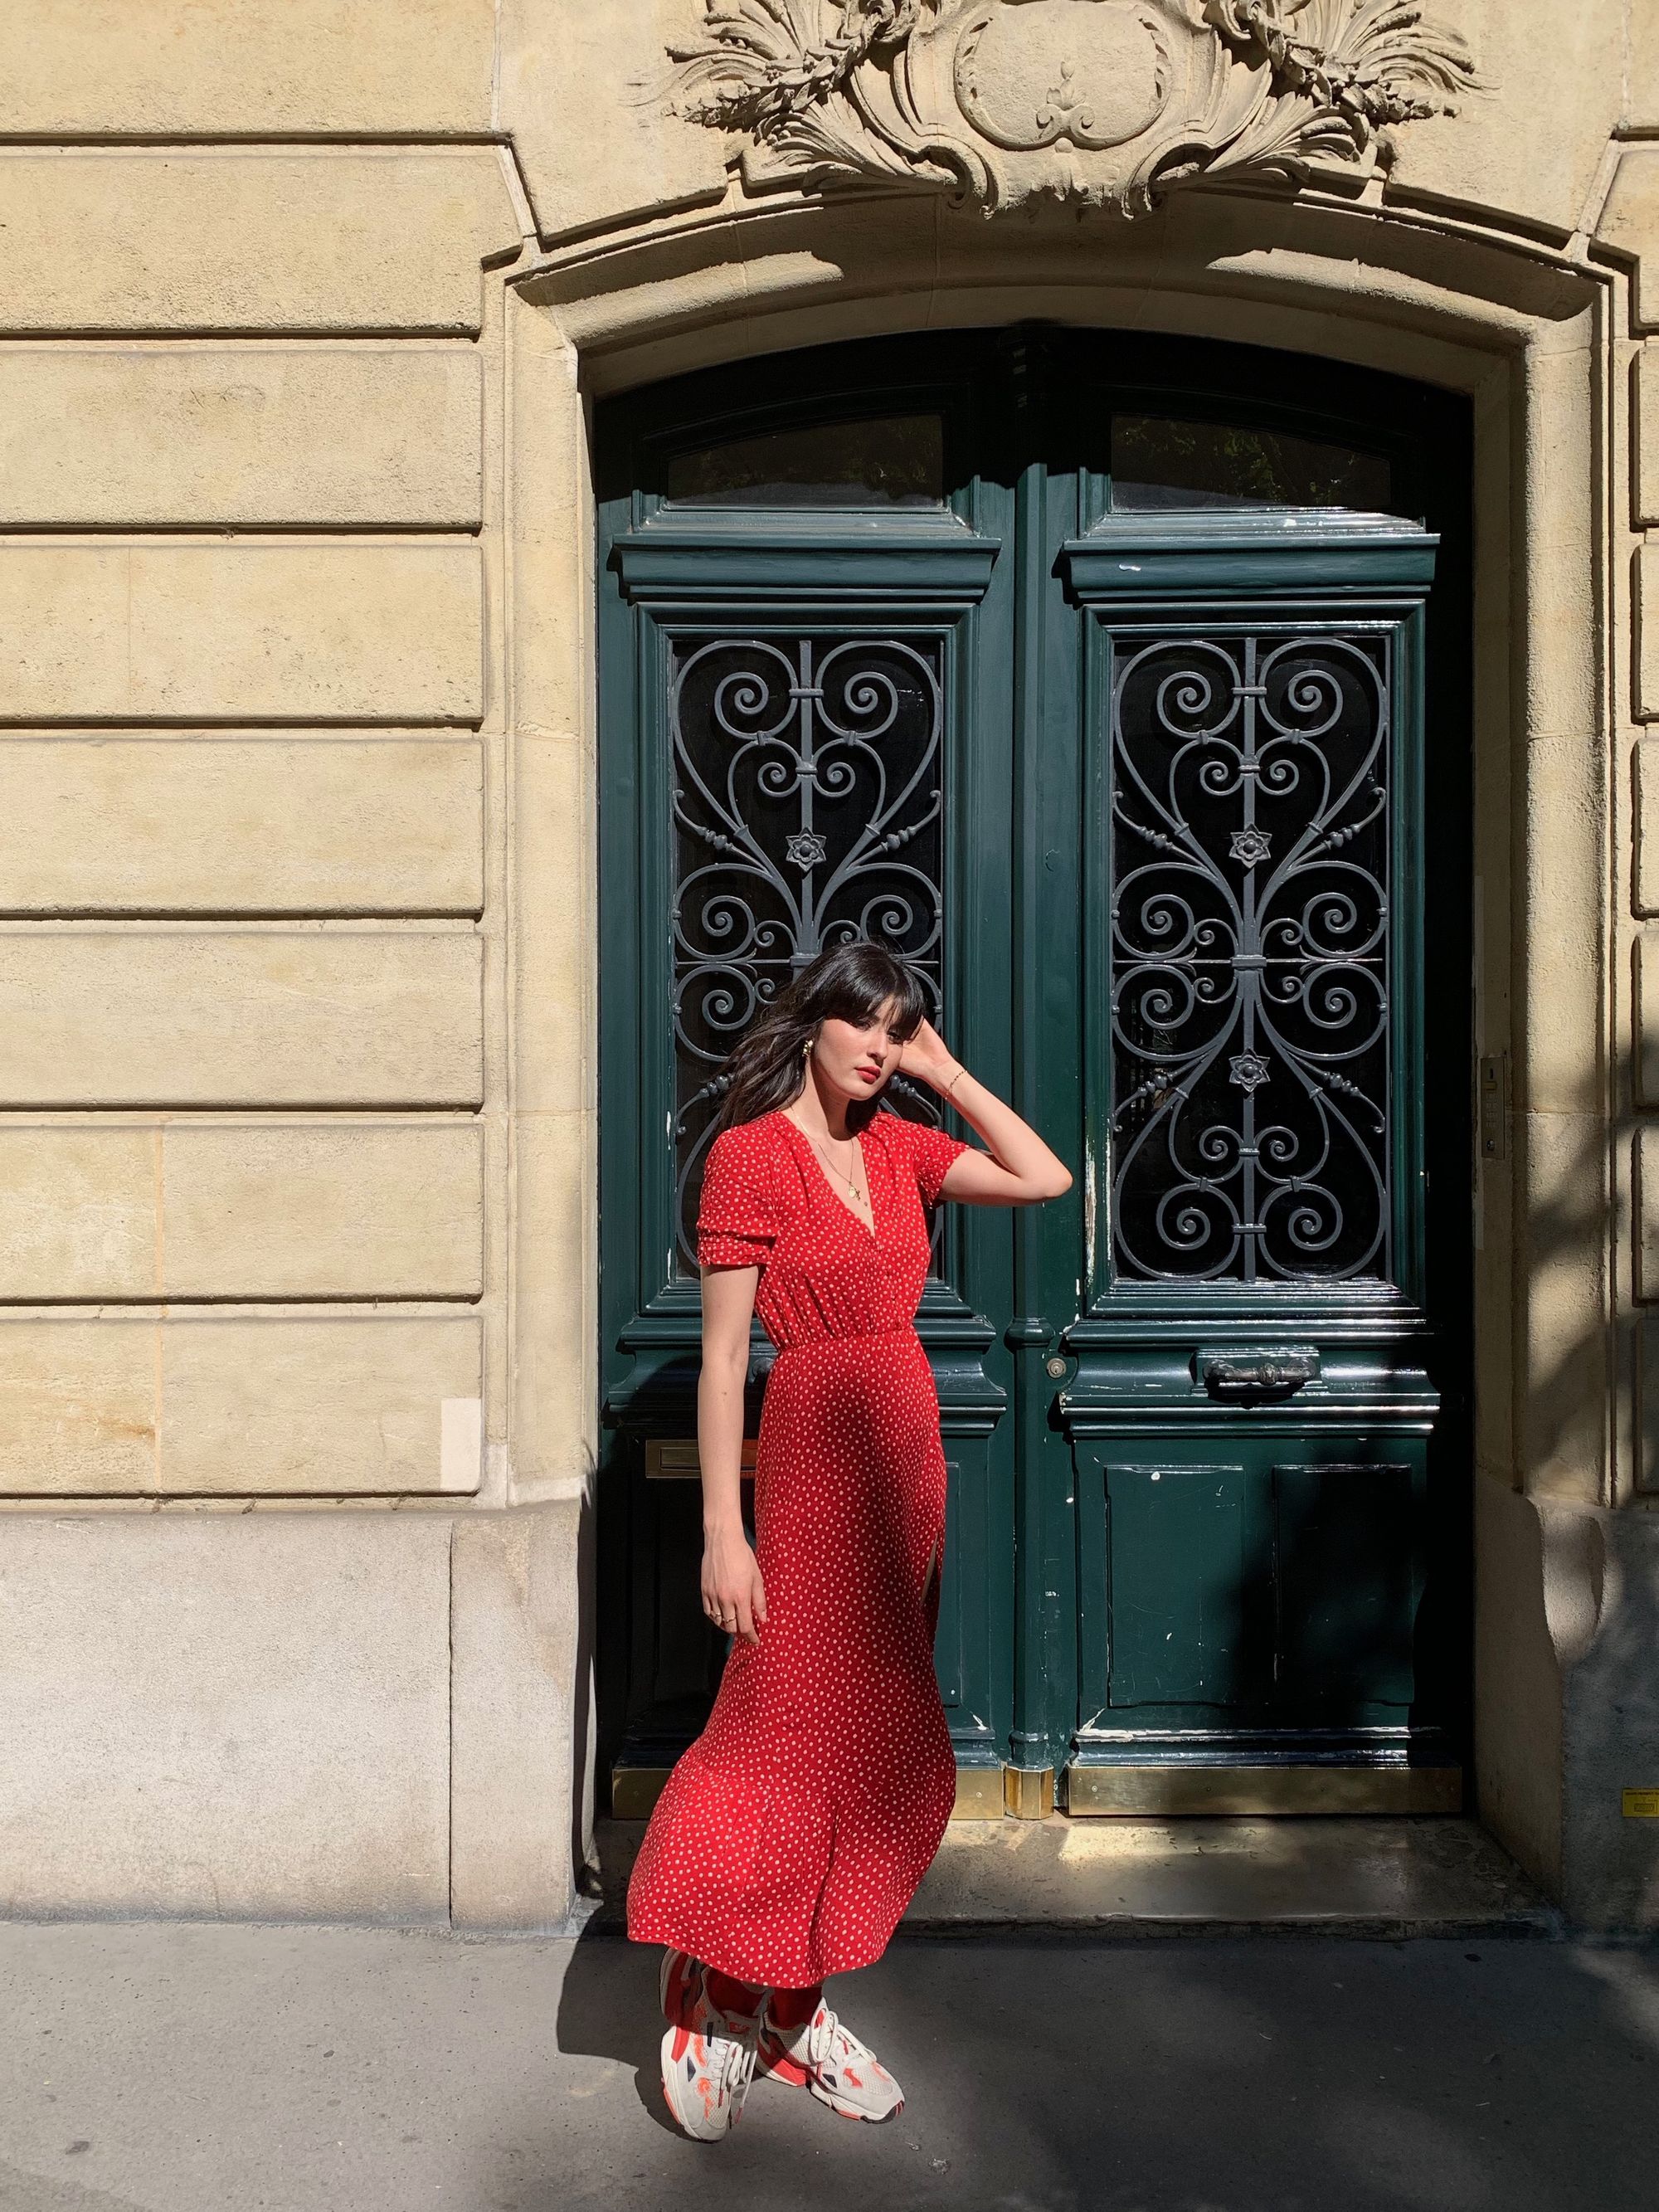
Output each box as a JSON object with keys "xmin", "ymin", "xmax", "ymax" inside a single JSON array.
[
  {"xmin": 895, "ymin": 1016, "xmax": 959, "ymax": 1091},
  {"xmin": 896, "ymin": 1019, "xmax": 1073, "ymax": 1207}
]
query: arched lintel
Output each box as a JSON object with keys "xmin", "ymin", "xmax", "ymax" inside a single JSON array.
[{"xmin": 510, "ymin": 183, "xmax": 1604, "ymax": 405}]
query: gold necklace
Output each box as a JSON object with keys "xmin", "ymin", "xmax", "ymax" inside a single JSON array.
[{"xmin": 795, "ymin": 1121, "xmax": 870, "ymax": 1214}]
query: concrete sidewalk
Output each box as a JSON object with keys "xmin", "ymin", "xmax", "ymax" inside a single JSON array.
[{"xmin": 2, "ymin": 1922, "xmax": 1656, "ymax": 2212}]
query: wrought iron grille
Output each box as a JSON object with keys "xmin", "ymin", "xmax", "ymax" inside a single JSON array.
[
  {"xmin": 1108, "ymin": 630, "xmax": 1394, "ymax": 1286},
  {"xmin": 669, "ymin": 632, "xmax": 946, "ymax": 1270}
]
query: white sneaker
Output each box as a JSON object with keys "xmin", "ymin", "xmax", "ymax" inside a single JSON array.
[
  {"xmin": 659, "ymin": 1975, "xmax": 763, "ymax": 2141},
  {"xmin": 757, "ymin": 1996, "xmax": 905, "ymax": 2122}
]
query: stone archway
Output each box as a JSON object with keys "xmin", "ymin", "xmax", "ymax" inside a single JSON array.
[{"xmin": 494, "ymin": 178, "xmax": 1633, "ymax": 1914}]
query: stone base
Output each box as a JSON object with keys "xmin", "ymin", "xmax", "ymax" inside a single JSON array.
[{"xmin": 0, "ymin": 1503, "xmax": 586, "ymax": 1931}]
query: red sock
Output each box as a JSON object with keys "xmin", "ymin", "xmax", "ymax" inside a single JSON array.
[
  {"xmin": 704, "ymin": 1966, "xmax": 766, "ymax": 2021},
  {"xmin": 766, "ymin": 1981, "xmax": 823, "ymax": 2032}
]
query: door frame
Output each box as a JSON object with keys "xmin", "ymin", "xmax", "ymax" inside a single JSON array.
[{"xmin": 591, "ymin": 323, "xmax": 1477, "ymax": 1818}]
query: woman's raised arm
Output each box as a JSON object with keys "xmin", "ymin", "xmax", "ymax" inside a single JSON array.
[{"xmin": 898, "ymin": 1017, "xmax": 1073, "ymax": 1206}]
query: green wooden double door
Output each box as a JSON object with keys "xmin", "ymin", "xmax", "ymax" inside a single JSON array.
[{"xmin": 596, "ymin": 329, "xmax": 1473, "ymax": 1815}]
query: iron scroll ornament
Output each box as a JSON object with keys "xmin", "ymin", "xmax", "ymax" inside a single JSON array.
[
  {"xmin": 669, "ymin": 632, "xmax": 946, "ymax": 1269},
  {"xmin": 1107, "ymin": 631, "xmax": 1394, "ymax": 1286}
]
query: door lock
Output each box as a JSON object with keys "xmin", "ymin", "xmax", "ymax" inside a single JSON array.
[
  {"xmin": 1196, "ymin": 1344, "xmax": 1320, "ymax": 1403},
  {"xmin": 1044, "ymin": 1354, "xmax": 1068, "ymax": 1380}
]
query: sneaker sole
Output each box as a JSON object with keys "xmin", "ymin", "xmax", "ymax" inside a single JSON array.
[{"xmin": 807, "ymin": 2079, "xmax": 905, "ymax": 2124}]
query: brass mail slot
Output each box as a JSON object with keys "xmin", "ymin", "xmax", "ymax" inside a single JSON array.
[
  {"xmin": 645, "ymin": 1437, "xmax": 757, "ymax": 1480},
  {"xmin": 614, "ymin": 1761, "xmax": 1008, "ymax": 1821}
]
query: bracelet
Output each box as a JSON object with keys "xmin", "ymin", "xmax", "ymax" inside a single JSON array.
[{"xmin": 941, "ymin": 1061, "xmax": 967, "ymax": 1099}]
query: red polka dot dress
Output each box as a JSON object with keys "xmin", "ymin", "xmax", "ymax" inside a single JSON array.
[{"xmin": 625, "ymin": 1104, "xmax": 972, "ymax": 1989}]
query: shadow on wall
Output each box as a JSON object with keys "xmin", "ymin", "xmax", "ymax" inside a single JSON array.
[{"xmin": 1507, "ymin": 1039, "xmax": 1659, "ymax": 1932}]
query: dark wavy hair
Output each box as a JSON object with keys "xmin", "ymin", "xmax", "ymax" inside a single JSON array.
[{"xmin": 712, "ymin": 939, "xmax": 931, "ymax": 1135}]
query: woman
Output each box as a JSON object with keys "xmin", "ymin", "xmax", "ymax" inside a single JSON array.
[{"xmin": 625, "ymin": 938, "xmax": 1072, "ymax": 2141}]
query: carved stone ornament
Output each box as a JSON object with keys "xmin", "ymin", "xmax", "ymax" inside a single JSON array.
[{"xmin": 668, "ymin": 0, "xmax": 1481, "ymax": 215}]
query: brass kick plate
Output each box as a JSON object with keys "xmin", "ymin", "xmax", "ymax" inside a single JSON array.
[
  {"xmin": 1004, "ymin": 1766, "xmax": 1055, "ymax": 1820},
  {"xmin": 952, "ymin": 1766, "xmax": 1007, "ymax": 1820},
  {"xmin": 615, "ymin": 1763, "xmax": 1462, "ymax": 1821},
  {"xmin": 1065, "ymin": 1766, "xmax": 1463, "ymax": 1816}
]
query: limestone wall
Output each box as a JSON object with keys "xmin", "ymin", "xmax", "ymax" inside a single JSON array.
[
  {"xmin": 0, "ymin": 0, "xmax": 1654, "ymax": 1929},
  {"xmin": 0, "ymin": 7, "xmax": 561, "ymax": 1927}
]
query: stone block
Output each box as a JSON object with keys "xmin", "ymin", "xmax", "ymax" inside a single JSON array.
[
  {"xmin": 0, "ymin": 1127, "xmax": 155, "ymax": 1302},
  {"xmin": 1472, "ymin": 1478, "xmax": 1562, "ymax": 1898},
  {"xmin": 0, "ymin": 2, "xmax": 494, "ymax": 135},
  {"xmin": 1598, "ymin": 147, "xmax": 1659, "ymax": 331},
  {"xmin": 0, "ymin": 150, "xmax": 518, "ymax": 335},
  {"xmin": 509, "ymin": 1108, "xmax": 595, "ymax": 1500},
  {"xmin": 506, "ymin": 298, "xmax": 586, "ymax": 743},
  {"xmin": 1363, "ymin": 0, "xmax": 1622, "ymax": 241},
  {"xmin": 1640, "ymin": 546, "xmax": 1659, "ymax": 723},
  {"xmin": 0, "ymin": 544, "xmax": 483, "ymax": 725},
  {"xmin": 0, "ymin": 1513, "xmax": 451, "ymax": 1917},
  {"xmin": 1637, "ymin": 349, "xmax": 1659, "ymax": 530},
  {"xmin": 0, "ymin": 737, "xmax": 484, "ymax": 918},
  {"xmin": 1633, "ymin": 4, "xmax": 1659, "ymax": 129},
  {"xmin": 513, "ymin": 734, "xmax": 591, "ymax": 1114},
  {"xmin": 159, "ymin": 1318, "xmax": 482, "ymax": 1495},
  {"xmin": 450, "ymin": 1502, "xmax": 584, "ymax": 1928},
  {"xmin": 0, "ymin": 930, "xmax": 484, "ymax": 1108},
  {"xmin": 1636, "ymin": 740, "xmax": 1659, "ymax": 918},
  {"xmin": 1515, "ymin": 1108, "xmax": 1608, "ymax": 1498},
  {"xmin": 1554, "ymin": 1500, "xmax": 1659, "ymax": 1927},
  {"xmin": 0, "ymin": 1318, "xmax": 155, "ymax": 1493},
  {"xmin": 0, "ymin": 348, "xmax": 482, "ymax": 529},
  {"xmin": 1639, "ymin": 937, "xmax": 1659, "ymax": 1109},
  {"xmin": 499, "ymin": 0, "xmax": 729, "ymax": 242},
  {"xmin": 162, "ymin": 1122, "xmax": 484, "ymax": 1300},
  {"xmin": 0, "ymin": 1121, "xmax": 484, "ymax": 1304},
  {"xmin": 1522, "ymin": 734, "xmax": 1603, "ymax": 1112},
  {"xmin": 1637, "ymin": 1127, "xmax": 1659, "ymax": 1305}
]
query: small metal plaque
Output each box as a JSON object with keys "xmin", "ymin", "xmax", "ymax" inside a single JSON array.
[{"xmin": 1623, "ymin": 1788, "xmax": 1659, "ymax": 1819}]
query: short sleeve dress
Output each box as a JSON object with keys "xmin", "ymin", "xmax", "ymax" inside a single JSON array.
[{"xmin": 625, "ymin": 1104, "xmax": 972, "ymax": 1989}]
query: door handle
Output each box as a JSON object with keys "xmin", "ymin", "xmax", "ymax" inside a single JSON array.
[{"xmin": 1197, "ymin": 1345, "xmax": 1320, "ymax": 1403}]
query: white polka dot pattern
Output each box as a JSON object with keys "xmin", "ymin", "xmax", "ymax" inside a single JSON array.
[{"xmin": 625, "ymin": 1105, "xmax": 972, "ymax": 1988}]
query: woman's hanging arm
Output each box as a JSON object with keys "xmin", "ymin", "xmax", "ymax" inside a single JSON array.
[{"xmin": 698, "ymin": 1262, "xmax": 767, "ymax": 1644}]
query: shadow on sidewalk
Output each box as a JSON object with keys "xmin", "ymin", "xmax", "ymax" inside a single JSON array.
[{"xmin": 541, "ymin": 1925, "xmax": 1658, "ymax": 2212}]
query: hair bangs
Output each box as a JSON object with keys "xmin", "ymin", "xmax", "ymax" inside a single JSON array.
[{"xmin": 819, "ymin": 953, "xmax": 927, "ymax": 1041}]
